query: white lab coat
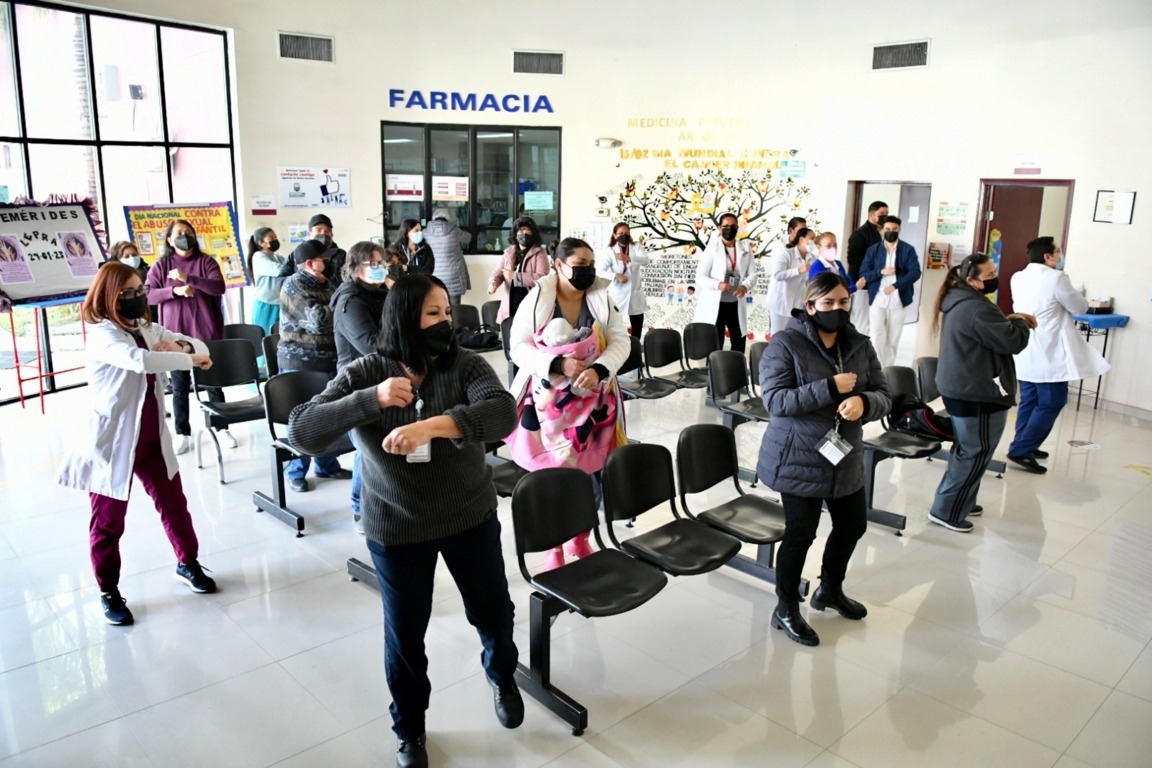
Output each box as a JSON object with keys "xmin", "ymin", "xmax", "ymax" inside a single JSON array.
[
  {"xmin": 595, "ymin": 244, "xmax": 650, "ymax": 316},
  {"xmin": 692, "ymin": 236, "xmax": 758, "ymax": 334},
  {"xmin": 58, "ymin": 320, "xmax": 209, "ymax": 500},
  {"xmin": 1011, "ymin": 263, "xmax": 1109, "ymax": 383},
  {"xmin": 766, "ymin": 243, "xmax": 809, "ymax": 316}
]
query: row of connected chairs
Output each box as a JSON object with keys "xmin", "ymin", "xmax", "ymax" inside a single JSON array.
[{"xmin": 510, "ymin": 424, "xmax": 789, "ymax": 734}]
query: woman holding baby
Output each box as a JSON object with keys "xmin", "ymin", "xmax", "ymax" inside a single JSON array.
[{"xmin": 506, "ymin": 237, "xmax": 632, "ymax": 571}]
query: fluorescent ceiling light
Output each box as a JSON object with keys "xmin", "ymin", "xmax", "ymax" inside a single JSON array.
[
  {"xmin": 382, "ymin": 138, "xmax": 415, "ymax": 144},
  {"xmin": 477, "ymin": 133, "xmax": 514, "ymax": 139}
]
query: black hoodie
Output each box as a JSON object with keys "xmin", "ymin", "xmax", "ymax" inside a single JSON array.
[{"xmin": 331, "ymin": 279, "xmax": 389, "ymax": 371}]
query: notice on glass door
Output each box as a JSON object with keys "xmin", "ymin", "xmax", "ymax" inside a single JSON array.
[
  {"xmin": 432, "ymin": 176, "xmax": 469, "ymax": 202},
  {"xmin": 385, "ymin": 174, "xmax": 424, "ymax": 201}
]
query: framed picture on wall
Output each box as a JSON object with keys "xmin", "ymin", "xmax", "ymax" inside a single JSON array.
[{"xmin": 1093, "ymin": 190, "xmax": 1136, "ymax": 224}]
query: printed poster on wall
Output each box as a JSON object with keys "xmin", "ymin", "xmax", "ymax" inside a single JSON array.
[
  {"xmin": 124, "ymin": 202, "xmax": 248, "ymax": 289},
  {"xmin": 0, "ymin": 203, "xmax": 107, "ymax": 305},
  {"xmin": 278, "ymin": 167, "xmax": 351, "ymax": 208}
]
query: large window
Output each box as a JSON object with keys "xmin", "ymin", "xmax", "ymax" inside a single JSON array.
[
  {"xmin": 381, "ymin": 122, "xmax": 561, "ymax": 253},
  {"xmin": 0, "ymin": 1, "xmax": 236, "ymax": 240},
  {"xmin": 0, "ymin": 1, "xmax": 237, "ymax": 406}
]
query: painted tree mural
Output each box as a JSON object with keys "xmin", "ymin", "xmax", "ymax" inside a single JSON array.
[{"xmin": 615, "ymin": 168, "xmax": 820, "ymax": 256}]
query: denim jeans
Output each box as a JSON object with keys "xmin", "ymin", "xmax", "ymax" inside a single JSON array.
[
  {"xmin": 775, "ymin": 488, "xmax": 868, "ymax": 602},
  {"xmin": 367, "ymin": 515, "xmax": 518, "ymax": 740},
  {"xmin": 1009, "ymin": 381, "xmax": 1068, "ymax": 458},
  {"xmin": 931, "ymin": 409, "xmax": 1008, "ymax": 524},
  {"xmin": 350, "ymin": 430, "xmax": 362, "ymax": 515},
  {"xmin": 281, "ymin": 367, "xmax": 341, "ymax": 480}
]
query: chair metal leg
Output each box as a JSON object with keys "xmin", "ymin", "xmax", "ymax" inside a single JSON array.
[
  {"xmin": 514, "ymin": 591, "xmax": 587, "ymax": 736},
  {"xmin": 724, "ymin": 544, "xmax": 809, "ymax": 597},
  {"xmin": 205, "ymin": 427, "xmax": 225, "ymax": 484},
  {"xmin": 347, "ymin": 557, "xmax": 378, "ymax": 587},
  {"xmin": 252, "ymin": 445, "xmax": 305, "ymax": 536},
  {"xmin": 863, "ymin": 448, "xmax": 907, "ymax": 535}
]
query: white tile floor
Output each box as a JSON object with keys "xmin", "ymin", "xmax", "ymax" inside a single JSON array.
[{"xmin": 1, "ymin": 351, "xmax": 1150, "ymax": 767}]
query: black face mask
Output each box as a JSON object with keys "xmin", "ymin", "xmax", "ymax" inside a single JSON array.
[
  {"xmin": 268, "ymin": 239, "xmax": 281, "ymax": 252},
  {"xmin": 423, "ymin": 320, "xmax": 454, "ymax": 355},
  {"xmin": 811, "ymin": 308, "xmax": 850, "ymax": 333},
  {"xmin": 388, "ymin": 264, "xmax": 406, "ymax": 280},
  {"xmin": 566, "ymin": 265, "xmax": 597, "ymax": 291},
  {"xmin": 615, "ymin": 233, "xmax": 631, "ymax": 246},
  {"xmin": 517, "ymin": 233, "xmax": 534, "ymax": 248},
  {"xmin": 721, "ymin": 226, "xmax": 738, "ymax": 242},
  {"xmin": 979, "ymin": 277, "xmax": 1000, "ymax": 294},
  {"xmin": 173, "ymin": 235, "xmax": 194, "ymax": 252},
  {"xmin": 883, "ymin": 231, "xmax": 900, "ymax": 243},
  {"xmin": 320, "ymin": 260, "xmax": 335, "ymax": 281},
  {"xmin": 118, "ymin": 295, "xmax": 149, "ymax": 320},
  {"xmin": 314, "ymin": 234, "xmax": 332, "ymax": 247}
]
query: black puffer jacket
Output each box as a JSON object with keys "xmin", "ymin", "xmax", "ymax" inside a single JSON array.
[
  {"xmin": 756, "ymin": 311, "xmax": 891, "ymax": 498},
  {"xmin": 331, "ymin": 279, "xmax": 389, "ymax": 371}
]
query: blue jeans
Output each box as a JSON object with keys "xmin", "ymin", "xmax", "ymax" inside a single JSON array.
[
  {"xmin": 1009, "ymin": 381, "xmax": 1068, "ymax": 458},
  {"xmin": 350, "ymin": 430, "xmax": 362, "ymax": 515},
  {"xmin": 367, "ymin": 515, "xmax": 518, "ymax": 740},
  {"xmin": 931, "ymin": 409, "xmax": 1008, "ymax": 524},
  {"xmin": 282, "ymin": 367, "xmax": 342, "ymax": 481}
]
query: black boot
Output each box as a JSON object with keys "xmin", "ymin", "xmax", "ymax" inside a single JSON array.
[
  {"xmin": 772, "ymin": 600, "xmax": 820, "ymax": 646},
  {"xmin": 810, "ymin": 581, "xmax": 867, "ymax": 620}
]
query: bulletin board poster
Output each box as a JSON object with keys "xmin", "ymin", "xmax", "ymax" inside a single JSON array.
[
  {"xmin": 278, "ymin": 167, "xmax": 351, "ymax": 208},
  {"xmin": 0, "ymin": 203, "xmax": 106, "ymax": 305},
  {"xmin": 123, "ymin": 202, "xmax": 248, "ymax": 289}
]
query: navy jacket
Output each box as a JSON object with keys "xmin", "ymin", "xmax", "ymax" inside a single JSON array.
[
  {"xmin": 756, "ymin": 311, "xmax": 891, "ymax": 499},
  {"xmin": 860, "ymin": 240, "xmax": 922, "ymax": 308}
]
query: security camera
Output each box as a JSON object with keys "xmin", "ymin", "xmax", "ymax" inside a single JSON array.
[
  {"xmin": 789, "ymin": 149, "xmax": 799, "ymax": 156},
  {"xmin": 594, "ymin": 137, "xmax": 623, "ymax": 149},
  {"xmin": 597, "ymin": 196, "xmax": 608, "ymax": 204}
]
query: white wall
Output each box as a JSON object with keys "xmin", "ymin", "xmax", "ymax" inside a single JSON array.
[{"xmin": 71, "ymin": 0, "xmax": 1152, "ymax": 409}]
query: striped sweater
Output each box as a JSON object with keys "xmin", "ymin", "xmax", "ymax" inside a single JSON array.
[{"xmin": 287, "ymin": 350, "xmax": 517, "ymax": 545}]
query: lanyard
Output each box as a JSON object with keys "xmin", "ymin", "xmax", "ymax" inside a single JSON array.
[{"xmin": 726, "ymin": 244, "xmax": 738, "ymax": 272}]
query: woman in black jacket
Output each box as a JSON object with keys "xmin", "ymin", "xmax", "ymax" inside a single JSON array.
[
  {"xmin": 393, "ymin": 218, "xmax": 435, "ymax": 275},
  {"xmin": 756, "ymin": 271, "xmax": 891, "ymax": 646},
  {"xmin": 332, "ymin": 240, "xmax": 391, "ymax": 533}
]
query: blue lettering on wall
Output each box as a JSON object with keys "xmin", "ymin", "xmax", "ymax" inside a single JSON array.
[{"xmin": 389, "ymin": 88, "xmax": 555, "ymax": 113}]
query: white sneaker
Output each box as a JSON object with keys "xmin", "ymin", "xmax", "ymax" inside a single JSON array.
[
  {"xmin": 174, "ymin": 435, "xmax": 192, "ymax": 455},
  {"xmin": 218, "ymin": 429, "xmax": 238, "ymax": 449}
]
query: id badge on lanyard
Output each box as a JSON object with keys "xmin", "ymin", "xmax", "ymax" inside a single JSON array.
[
  {"xmin": 407, "ymin": 391, "xmax": 431, "ymax": 463},
  {"xmin": 816, "ymin": 344, "xmax": 853, "ymax": 465}
]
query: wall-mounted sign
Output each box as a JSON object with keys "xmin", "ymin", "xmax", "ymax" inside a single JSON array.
[
  {"xmin": 278, "ymin": 167, "xmax": 351, "ymax": 208},
  {"xmin": 432, "ymin": 176, "xmax": 469, "ymax": 202},
  {"xmin": 385, "ymin": 174, "xmax": 423, "ymax": 201},
  {"xmin": 125, "ymin": 202, "xmax": 246, "ymax": 288},
  {"xmin": 780, "ymin": 159, "xmax": 806, "ymax": 179},
  {"xmin": 524, "ymin": 190, "xmax": 554, "ymax": 211},
  {"xmin": 0, "ymin": 203, "xmax": 106, "ymax": 304},
  {"xmin": 1093, "ymin": 190, "xmax": 1136, "ymax": 225},
  {"xmin": 388, "ymin": 88, "xmax": 554, "ymax": 114}
]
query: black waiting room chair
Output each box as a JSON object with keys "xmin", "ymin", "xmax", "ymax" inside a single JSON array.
[
  {"xmin": 914, "ymin": 355, "xmax": 1005, "ymax": 478},
  {"xmin": 262, "ymin": 333, "xmax": 280, "ymax": 378},
  {"xmin": 192, "ymin": 338, "xmax": 265, "ymax": 484},
  {"xmin": 681, "ymin": 322, "xmax": 720, "ymax": 386},
  {"xmin": 511, "ymin": 468, "xmax": 667, "ymax": 735},
  {"xmin": 223, "ymin": 323, "xmax": 268, "ymax": 380},
  {"xmin": 602, "ymin": 443, "xmax": 741, "ymax": 576},
  {"xmin": 707, "ymin": 350, "xmax": 770, "ymax": 430},
  {"xmin": 642, "ymin": 328, "xmax": 707, "ymax": 389},
  {"xmin": 617, "ymin": 336, "xmax": 678, "ymax": 401}
]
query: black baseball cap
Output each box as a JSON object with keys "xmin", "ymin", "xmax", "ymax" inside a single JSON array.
[
  {"xmin": 308, "ymin": 213, "xmax": 333, "ymax": 229},
  {"xmin": 292, "ymin": 239, "xmax": 339, "ymax": 264}
]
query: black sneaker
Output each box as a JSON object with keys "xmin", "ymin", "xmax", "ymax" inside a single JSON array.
[
  {"xmin": 928, "ymin": 515, "xmax": 974, "ymax": 533},
  {"xmin": 175, "ymin": 560, "xmax": 217, "ymax": 593},
  {"xmin": 101, "ymin": 589, "xmax": 134, "ymax": 625},
  {"xmin": 396, "ymin": 735, "xmax": 428, "ymax": 768},
  {"xmin": 968, "ymin": 505, "xmax": 984, "ymax": 517}
]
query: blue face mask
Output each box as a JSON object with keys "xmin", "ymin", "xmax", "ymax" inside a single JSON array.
[
  {"xmin": 1054, "ymin": 253, "xmax": 1066, "ymax": 270},
  {"xmin": 411, "ymin": 231, "xmax": 424, "ymax": 244},
  {"xmin": 122, "ymin": 255, "xmax": 141, "ymax": 269},
  {"xmin": 364, "ymin": 265, "xmax": 388, "ymax": 283}
]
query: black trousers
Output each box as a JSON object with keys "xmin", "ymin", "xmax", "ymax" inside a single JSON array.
[
  {"xmin": 169, "ymin": 369, "xmax": 225, "ymax": 435},
  {"xmin": 715, "ymin": 300, "xmax": 745, "ymax": 353},
  {"xmin": 629, "ymin": 314, "xmax": 644, "ymax": 339},
  {"xmin": 776, "ymin": 487, "xmax": 868, "ymax": 602}
]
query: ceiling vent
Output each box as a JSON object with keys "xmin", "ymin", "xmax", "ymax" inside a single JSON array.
[
  {"xmin": 872, "ymin": 41, "xmax": 929, "ymax": 70},
  {"xmin": 513, "ymin": 51, "xmax": 563, "ymax": 75},
  {"xmin": 279, "ymin": 33, "xmax": 334, "ymax": 62}
]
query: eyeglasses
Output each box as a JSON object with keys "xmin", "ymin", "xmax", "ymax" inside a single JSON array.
[
  {"xmin": 364, "ymin": 261, "xmax": 385, "ymax": 268},
  {"xmin": 118, "ymin": 286, "xmax": 150, "ymax": 299}
]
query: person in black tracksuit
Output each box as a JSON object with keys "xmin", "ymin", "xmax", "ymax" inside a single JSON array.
[{"xmin": 757, "ymin": 271, "xmax": 891, "ymax": 646}]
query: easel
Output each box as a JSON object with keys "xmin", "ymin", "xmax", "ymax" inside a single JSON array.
[{"xmin": 5, "ymin": 296, "xmax": 87, "ymax": 413}]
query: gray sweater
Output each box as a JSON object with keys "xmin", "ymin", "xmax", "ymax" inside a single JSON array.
[{"xmin": 287, "ymin": 350, "xmax": 517, "ymax": 545}]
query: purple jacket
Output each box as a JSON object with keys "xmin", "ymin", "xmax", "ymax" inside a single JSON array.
[{"xmin": 145, "ymin": 253, "xmax": 226, "ymax": 342}]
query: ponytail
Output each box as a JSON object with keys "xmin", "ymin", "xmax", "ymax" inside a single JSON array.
[
  {"xmin": 246, "ymin": 227, "xmax": 273, "ymax": 285},
  {"xmin": 932, "ymin": 252, "xmax": 991, "ymax": 335}
]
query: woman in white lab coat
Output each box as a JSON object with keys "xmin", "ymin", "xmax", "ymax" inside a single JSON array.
[
  {"xmin": 58, "ymin": 262, "xmax": 217, "ymax": 626},
  {"xmin": 596, "ymin": 222, "xmax": 650, "ymax": 338},
  {"xmin": 767, "ymin": 226, "xmax": 815, "ymax": 336},
  {"xmin": 1007, "ymin": 238, "xmax": 1109, "ymax": 467},
  {"xmin": 693, "ymin": 213, "xmax": 758, "ymax": 353}
]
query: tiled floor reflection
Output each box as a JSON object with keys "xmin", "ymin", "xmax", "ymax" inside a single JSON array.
[{"xmin": 0, "ymin": 354, "xmax": 1149, "ymax": 767}]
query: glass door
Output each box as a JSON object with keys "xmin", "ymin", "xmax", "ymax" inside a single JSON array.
[
  {"xmin": 429, "ymin": 127, "xmax": 471, "ymax": 249},
  {"xmin": 382, "ymin": 123, "xmax": 425, "ymax": 244},
  {"xmin": 518, "ymin": 128, "xmax": 560, "ymax": 245},
  {"xmin": 476, "ymin": 130, "xmax": 513, "ymax": 251}
]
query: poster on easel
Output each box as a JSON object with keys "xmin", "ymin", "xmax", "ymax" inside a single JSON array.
[
  {"xmin": 0, "ymin": 202, "xmax": 107, "ymax": 305},
  {"xmin": 124, "ymin": 202, "xmax": 248, "ymax": 289}
]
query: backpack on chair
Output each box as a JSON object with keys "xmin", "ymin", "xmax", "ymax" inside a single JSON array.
[{"xmin": 890, "ymin": 393, "xmax": 955, "ymax": 442}]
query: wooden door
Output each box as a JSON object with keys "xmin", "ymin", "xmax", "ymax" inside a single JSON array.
[{"xmin": 984, "ymin": 185, "xmax": 1043, "ymax": 314}]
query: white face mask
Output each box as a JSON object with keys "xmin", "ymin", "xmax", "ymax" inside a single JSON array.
[
  {"xmin": 821, "ymin": 246, "xmax": 838, "ymax": 261},
  {"xmin": 805, "ymin": 241, "xmax": 818, "ymax": 257}
]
